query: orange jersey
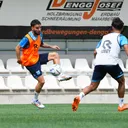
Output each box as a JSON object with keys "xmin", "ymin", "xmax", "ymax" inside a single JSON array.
[{"xmin": 21, "ymin": 34, "xmax": 41, "ymax": 66}]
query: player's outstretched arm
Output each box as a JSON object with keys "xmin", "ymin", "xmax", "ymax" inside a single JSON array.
[{"xmin": 40, "ymin": 43, "xmax": 60, "ymax": 50}]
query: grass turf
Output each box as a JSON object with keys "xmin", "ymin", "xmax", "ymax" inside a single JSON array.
[{"xmin": 0, "ymin": 104, "xmax": 128, "ymax": 128}]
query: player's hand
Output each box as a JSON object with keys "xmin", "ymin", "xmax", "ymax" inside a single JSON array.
[
  {"xmin": 17, "ymin": 59, "xmax": 22, "ymax": 64},
  {"xmin": 51, "ymin": 45, "xmax": 60, "ymax": 50}
]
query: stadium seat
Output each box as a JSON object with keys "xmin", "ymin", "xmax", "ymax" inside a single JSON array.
[
  {"xmin": 59, "ymin": 78, "xmax": 79, "ymax": 90},
  {"xmin": 6, "ymin": 58, "xmax": 26, "ymax": 73},
  {"xmin": 60, "ymin": 59, "xmax": 77, "ymax": 73},
  {"xmin": 7, "ymin": 76, "xmax": 27, "ymax": 90},
  {"xmin": 98, "ymin": 76, "xmax": 114, "ymax": 90},
  {"xmin": 0, "ymin": 59, "xmax": 9, "ymax": 73},
  {"xmin": 25, "ymin": 75, "xmax": 37, "ymax": 90},
  {"xmin": 76, "ymin": 75, "xmax": 91, "ymax": 89},
  {"xmin": 75, "ymin": 58, "xmax": 92, "ymax": 73},
  {"xmin": 43, "ymin": 75, "xmax": 61, "ymax": 90},
  {"xmin": 0, "ymin": 76, "xmax": 9, "ymax": 90}
]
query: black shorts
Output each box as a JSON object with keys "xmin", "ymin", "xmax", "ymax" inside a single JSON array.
[
  {"xmin": 92, "ymin": 64, "xmax": 124, "ymax": 82},
  {"xmin": 26, "ymin": 53, "xmax": 49, "ymax": 79}
]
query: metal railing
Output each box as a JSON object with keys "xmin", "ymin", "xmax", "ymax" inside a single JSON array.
[{"xmin": 0, "ymin": 39, "xmax": 99, "ymax": 54}]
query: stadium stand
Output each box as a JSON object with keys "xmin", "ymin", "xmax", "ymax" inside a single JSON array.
[
  {"xmin": 0, "ymin": 53, "xmax": 128, "ymax": 103},
  {"xmin": 0, "ymin": 58, "xmax": 128, "ymax": 87}
]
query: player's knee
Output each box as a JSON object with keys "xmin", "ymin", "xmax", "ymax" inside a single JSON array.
[
  {"xmin": 49, "ymin": 52, "xmax": 60, "ymax": 61},
  {"xmin": 119, "ymin": 80, "xmax": 125, "ymax": 87},
  {"xmin": 52, "ymin": 52, "xmax": 59, "ymax": 59},
  {"xmin": 39, "ymin": 80, "xmax": 45, "ymax": 87},
  {"xmin": 118, "ymin": 77, "xmax": 125, "ymax": 86}
]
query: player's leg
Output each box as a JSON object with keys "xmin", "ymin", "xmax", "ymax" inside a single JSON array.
[
  {"xmin": 47, "ymin": 52, "xmax": 72, "ymax": 81},
  {"xmin": 32, "ymin": 75, "xmax": 45, "ymax": 108},
  {"xmin": 109, "ymin": 64, "xmax": 128, "ymax": 111},
  {"xmin": 35, "ymin": 76, "xmax": 45, "ymax": 93},
  {"xmin": 39, "ymin": 52, "xmax": 60, "ymax": 66},
  {"xmin": 72, "ymin": 65, "xmax": 106, "ymax": 111},
  {"xmin": 115, "ymin": 76, "xmax": 128, "ymax": 111},
  {"xmin": 26, "ymin": 61, "xmax": 45, "ymax": 108},
  {"xmin": 72, "ymin": 82, "xmax": 100, "ymax": 111},
  {"xmin": 82, "ymin": 81, "xmax": 100, "ymax": 95},
  {"xmin": 116, "ymin": 76, "xmax": 125, "ymax": 106}
]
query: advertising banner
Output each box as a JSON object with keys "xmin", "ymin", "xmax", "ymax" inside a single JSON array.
[{"xmin": 0, "ymin": 0, "xmax": 127, "ymax": 39}]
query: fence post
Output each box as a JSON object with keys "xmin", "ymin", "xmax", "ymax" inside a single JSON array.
[{"xmin": 65, "ymin": 40, "xmax": 68, "ymax": 54}]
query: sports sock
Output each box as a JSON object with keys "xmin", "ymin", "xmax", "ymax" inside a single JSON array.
[
  {"xmin": 34, "ymin": 91, "xmax": 39, "ymax": 101},
  {"xmin": 119, "ymin": 98, "xmax": 124, "ymax": 107},
  {"xmin": 79, "ymin": 92, "xmax": 85, "ymax": 100}
]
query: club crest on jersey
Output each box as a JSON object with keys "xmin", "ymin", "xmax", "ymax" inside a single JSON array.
[{"xmin": 101, "ymin": 40, "xmax": 112, "ymax": 53}]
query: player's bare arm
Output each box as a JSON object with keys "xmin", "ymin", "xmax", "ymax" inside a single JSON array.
[
  {"xmin": 15, "ymin": 44, "xmax": 22, "ymax": 64},
  {"xmin": 40, "ymin": 43, "xmax": 60, "ymax": 50}
]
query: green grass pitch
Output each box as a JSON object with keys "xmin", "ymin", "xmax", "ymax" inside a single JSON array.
[{"xmin": 0, "ymin": 104, "xmax": 127, "ymax": 128}]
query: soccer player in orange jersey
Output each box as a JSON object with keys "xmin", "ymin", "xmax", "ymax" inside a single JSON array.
[{"xmin": 16, "ymin": 19, "xmax": 72, "ymax": 108}]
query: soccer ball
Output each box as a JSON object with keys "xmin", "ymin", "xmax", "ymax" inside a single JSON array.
[{"xmin": 50, "ymin": 64, "xmax": 62, "ymax": 76}]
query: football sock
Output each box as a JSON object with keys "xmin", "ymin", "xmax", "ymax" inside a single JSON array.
[
  {"xmin": 119, "ymin": 98, "xmax": 124, "ymax": 107},
  {"xmin": 79, "ymin": 92, "xmax": 85, "ymax": 100},
  {"xmin": 34, "ymin": 91, "xmax": 39, "ymax": 101}
]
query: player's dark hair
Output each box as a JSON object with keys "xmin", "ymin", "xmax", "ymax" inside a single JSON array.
[
  {"xmin": 30, "ymin": 19, "xmax": 41, "ymax": 27},
  {"xmin": 111, "ymin": 17, "xmax": 124, "ymax": 31}
]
